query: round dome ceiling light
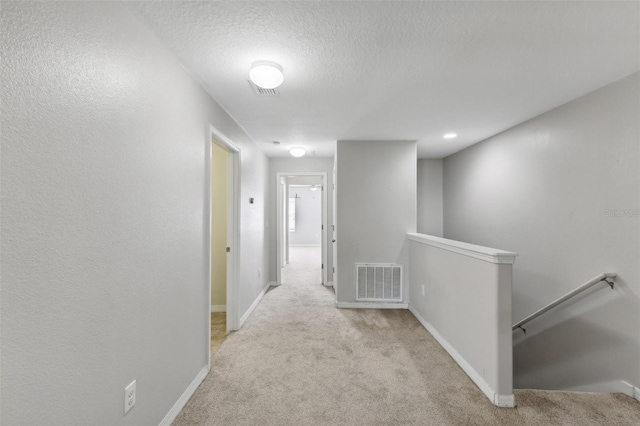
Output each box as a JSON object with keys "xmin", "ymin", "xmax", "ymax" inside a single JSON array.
[
  {"xmin": 249, "ymin": 61, "xmax": 284, "ymax": 89},
  {"xmin": 289, "ymin": 147, "xmax": 306, "ymax": 157},
  {"xmin": 443, "ymin": 133, "xmax": 457, "ymax": 139}
]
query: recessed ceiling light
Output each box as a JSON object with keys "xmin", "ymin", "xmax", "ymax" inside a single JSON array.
[
  {"xmin": 443, "ymin": 133, "xmax": 457, "ymax": 139},
  {"xmin": 249, "ymin": 61, "xmax": 284, "ymax": 89},
  {"xmin": 289, "ymin": 147, "xmax": 306, "ymax": 157}
]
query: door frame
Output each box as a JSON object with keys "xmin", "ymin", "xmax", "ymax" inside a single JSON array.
[
  {"xmin": 276, "ymin": 172, "xmax": 328, "ymax": 286},
  {"xmin": 332, "ymin": 156, "xmax": 337, "ymax": 292},
  {"xmin": 206, "ymin": 124, "xmax": 241, "ymax": 368}
]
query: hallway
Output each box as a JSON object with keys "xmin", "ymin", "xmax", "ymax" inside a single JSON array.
[
  {"xmin": 281, "ymin": 246, "xmax": 322, "ymax": 286},
  {"xmin": 174, "ymin": 271, "xmax": 640, "ymax": 425}
]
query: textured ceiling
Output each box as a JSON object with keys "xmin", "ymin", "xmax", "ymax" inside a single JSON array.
[{"xmin": 130, "ymin": 1, "xmax": 639, "ymax": 158}]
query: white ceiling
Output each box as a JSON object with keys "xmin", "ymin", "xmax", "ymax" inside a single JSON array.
[{"xmin": 130, "ymin": 1, "xmax": 639, "ymax": 158}]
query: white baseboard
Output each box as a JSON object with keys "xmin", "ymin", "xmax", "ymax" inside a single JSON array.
[
  {"xmin": 622, "ymin": 381, "xmax": 640, "ymax": 401},
  {"xmin": 336, "ymin": 301, "xmax": 408, "ymax": 309},
  {"xmin": 158, "ymin": 365, "xmax": 209, "ymax": 426},
  {"xmin": 325, "ymin": 281, "xmax": 334, "ymax": 287},
  {"xmin": 568, "ymin": 380, "xmax": 640, "ymax": 400},
  {"xmin": 408, "ymin": 305, "xmax": 515, "ymax": 408},
  {"xmin": 210, "ymin": 305, "xmax": 226, "ymax": 313},
  {"xmin": 239, "ymin": 282, "xmax": 271, "ymax": 328},
  {"xmin": 289, "ymin": 244, "xmax": 321, "ymax": 247},
  {"xmin": 269, "ymin": 281, "xmax": 279, "ymax": 287}
]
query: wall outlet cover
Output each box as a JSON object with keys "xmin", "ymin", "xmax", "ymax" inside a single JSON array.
[{"xmin": 125, "ymin": 380, "xmax": 136, "ymax": 414}]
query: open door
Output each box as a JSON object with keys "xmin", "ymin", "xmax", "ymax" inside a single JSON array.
[
  {"xmin": 332, "ymin": 157, "xmax": 337, "ymax": 292},
  {"xmin": 207, "ymin": 125, "xmax": 241, "ymax": 369}
]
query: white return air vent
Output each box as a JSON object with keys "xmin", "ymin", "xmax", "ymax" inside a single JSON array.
[
  {"xmin": 248, "ymin": 80, "xmax": 280, "ymax": 97},
  {"xmin": 356, "ymin": 263, "xmax": 402, "ymax": 302}
]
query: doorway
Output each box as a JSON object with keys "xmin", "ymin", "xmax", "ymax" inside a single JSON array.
[
  {"xmin": 210, "ymin": 142, "xmax": 229, "ymax": 355},
  {"xmin": 276, "ymin": 172, "xmax": 328, "ymax": 287},
  {"xmin": 207, "ymin": 125, "xmax": 241, "ymax": 366}
]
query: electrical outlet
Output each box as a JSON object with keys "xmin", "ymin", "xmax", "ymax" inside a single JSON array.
[
  {"xmin": 258, "ymin": 268, "xmax": 262, "ymax": 278},
  {"xmin": 124, "ymin": 380, "xmax": 136, "ymax": 414},
  {"xmin": 421, "ymin": 284, "xmax": 425, "ymax": 296}
]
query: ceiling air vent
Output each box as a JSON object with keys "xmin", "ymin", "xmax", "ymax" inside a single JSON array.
[{"xmin": 248, "ymin": 80, "xmax": 280, "ymax": 97}]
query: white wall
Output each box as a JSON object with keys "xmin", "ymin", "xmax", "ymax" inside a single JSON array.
[
  {"xmin": 417, "ymin": 159, "xmax": 443, "ymax": 237},
  {"xmin": 443, "ymin": 72, "xmax": 640, "ymax": 393},
  {"xmin": 0, "ymin": 2, "xmax": 269, "ymax": 425},
  {"xmin": 335, "ymin": 140, "xmax": 417, "ymax": 304},
  {"xmin": 268, "ymin": 158, "xmax": 334, "ymax": 283},
  {"xmin": 408, "ymin": 234, "xmax": 516, "ymax": 406},
  {"xmin": 289, "ymin": 187, "xmax": 322, "ymax": 246}
]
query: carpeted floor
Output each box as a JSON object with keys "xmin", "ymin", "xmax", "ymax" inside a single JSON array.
[
  {"xmin": 281, "ymin": 246, "xmax": 322, "ymax": 285},
  {"xmin": 175, "ymin": 249, "xmax": 640, "ymax": 425}
]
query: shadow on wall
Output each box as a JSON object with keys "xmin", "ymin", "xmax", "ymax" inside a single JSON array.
[{"xmin": 513, "ymin": 292, "xmax": 637, "ymax": 390}]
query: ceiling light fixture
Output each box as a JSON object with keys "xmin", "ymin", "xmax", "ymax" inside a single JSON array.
[
  {"xmin": 443, "ymin": 133, "xmax": 457, "ymax": 139},
  {"xmin": 249, "ymin": 61, "xmax": 284, "ymax": 89},
  {"xmin": 310, "ymin": 185, "xmax": 318, "ymax": 191},
  {"xmin": 289, "ymin": 147, "xmax": 306, "ymax": 157}
]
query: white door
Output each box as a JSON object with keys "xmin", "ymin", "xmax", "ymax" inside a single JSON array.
[{"xmin": 332, "ymin": 160, "xmax": 337, "ymax": 293}]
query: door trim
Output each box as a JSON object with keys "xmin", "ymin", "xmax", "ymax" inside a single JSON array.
[
  {"xmin": 276, "ymin": 172, "xmax": 328, "ymax": 286},
  {"xmin": 206, "ymin": 124, "xmax": 241, "ymax": 369}
]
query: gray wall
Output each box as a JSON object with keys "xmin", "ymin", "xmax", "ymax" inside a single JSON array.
[
  {"xmin": 268, "ymin": 158, "xmax": 334, "ymax": 283},
  {"xmin": 408, "ymin": 236, "xmax": 515, "ymax": 405},
  {"xmin": 417, "ymin": 159, "xmax": 443, "ymax": 237},
  {"xmin": 443, "ymin": 72, "xmax": 640, "ymax": 392},
  {"xmin": 289, "ymin": 186, "xmax": 322, "ymax": 246},
  {"xmin": 336, "ymin": 140, "xmax": 417, "ymax": 303},
  {"xmin": 0, "ymin": 2, "xmax": 270, "ymax": 425}
]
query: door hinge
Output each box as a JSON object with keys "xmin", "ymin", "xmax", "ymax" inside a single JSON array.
[
  {"xmin": 226, "ymin": 247, "xmax": 231, "ymax": 253},
  {"xmin": 322, "ymin": 264, "xmax": 324, "ymax": 269},
  {"xmin": 333, "ymin": 267, "xmax": 335, "ymax": 273},
  {"xmin": 321, "ymin": 224, "xmax": 324, "ymax": 230}
]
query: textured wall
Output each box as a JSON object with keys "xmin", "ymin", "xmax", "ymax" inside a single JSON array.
[
  {"xmin": 336, "ymin": 141, "xmax": 417, "ymax": 304},
  {"xmin": 0, "ymin": 2, "xmax": 269, "ymax": 424},
  {"xmin": 417, "ymin": 159, "xmax": 443, "ymax": 237},
  {"xmin": 443, "ymin": 73, "xmax": 640, "ymax": 393}
]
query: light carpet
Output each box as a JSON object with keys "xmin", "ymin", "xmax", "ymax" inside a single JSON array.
[
  {"xmin": 174, "ymin": 249, "xmax": 639, "ymax": 425},
  {"xmin": 281, "ymin": 246, "xmax": 322, "ymax": 286}
]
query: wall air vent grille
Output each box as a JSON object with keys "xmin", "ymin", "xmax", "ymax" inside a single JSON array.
[
  {"xmin": 248, "ymin": 80, "xmax": 280, "ymax": 97},
  {"xmin": 356, "ymin": 263, "xmax": 402, "ymax": 302}
]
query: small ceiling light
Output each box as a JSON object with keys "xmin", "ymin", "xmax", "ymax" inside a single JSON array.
[
  {"xmin": 443, "ymin": 133, "xmax": 457, "ymax": 139},
  {"xmin": 289, "ymin": 147, "xmax": 306, "ymax": 157},
  {"xmin": 310, "ymin": 185, "xmax": 318, "ymax": 191},
  {"xmin": 249, "ymin": 61, "xmax": 284, "ymax": 89}
]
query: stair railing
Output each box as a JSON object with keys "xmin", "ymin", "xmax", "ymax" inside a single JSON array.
[{"xmin": 513, "ymin": 272, "xmax": 616, "ymax": 334}]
